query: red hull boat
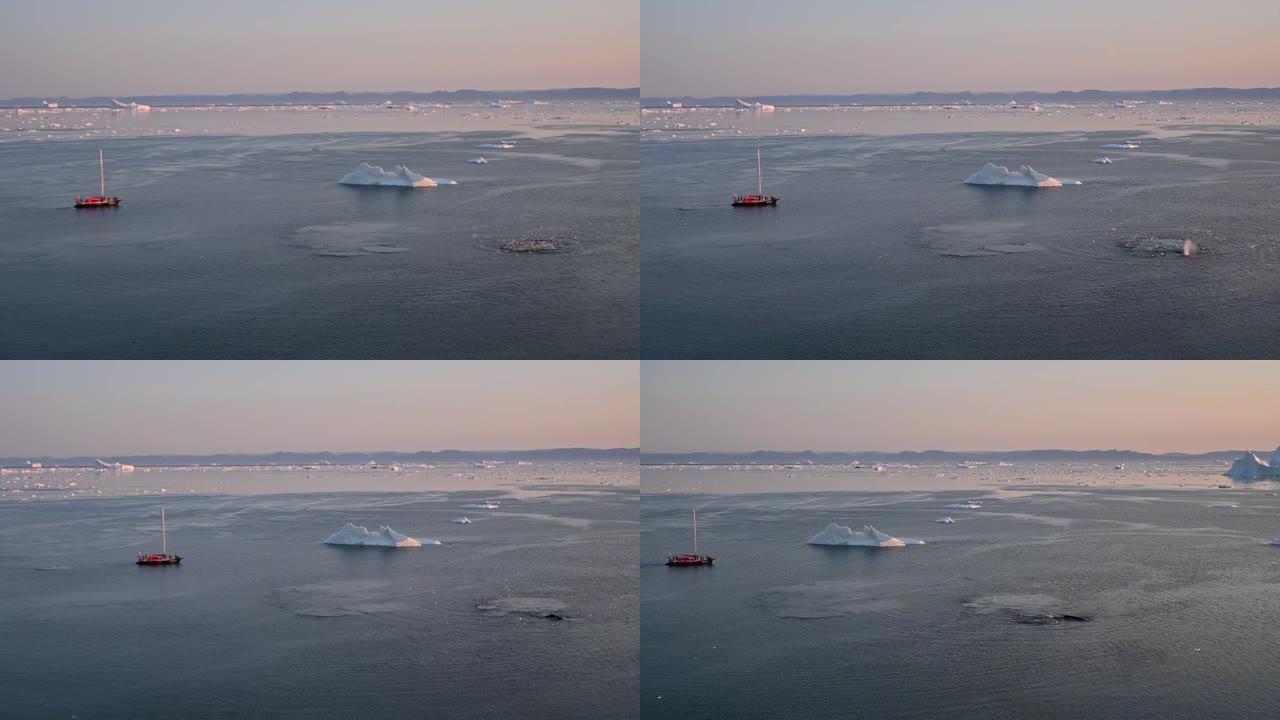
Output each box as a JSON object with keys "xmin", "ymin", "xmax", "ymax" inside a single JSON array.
[
  {"xmin": 731, "ymin": 148, "xmax": 778, "ymax": 207},
  {"xmin": 136, "ymin": 507, "xmax": 182, "ymax": 566},
  {"xmin": 75, "ymin": 149, "xmax": 120, "ymax": 209},
  {"xmin": 667, "ymin": 508, "xmax": 714, "ymax": 566}
]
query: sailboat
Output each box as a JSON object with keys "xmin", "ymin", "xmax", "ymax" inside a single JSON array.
[
  {"xmin": 74, "ymin": 149, "xmax": 120, "ymax": 208},
  {"xmin": 136, "ymin": 508, "xmax": 182, "ymax": 565},
  {"xmin": 666, "ymin": 508, "xmax": 714, "ymax": 566},
  {"xmin": 731, "ymin": 148, "xmax": 778, "ymax": 207}
]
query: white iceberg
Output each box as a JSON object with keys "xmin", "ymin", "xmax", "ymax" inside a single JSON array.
[
  {"xmin": 111, "ymin": 99, "xmax": 151, "ymax": 112},
  {"xmin": 338, "ymin": 163, "xmax": 457, "ymax": 188},
  {"xmin": 323, "ymin": 523, "xmax": 437, "ymax": 547},
  {"xmin": 806, "ymin": 523, "xmax": 923, "ymax": 548},
  {"xmin": 476, "ymin": 142, "xmax": 516, "ymax": 149},
  {"xmin": 963, "ymin": 163, "xmax": 1081, "ymax": 188},
  {"xmin": 945, "ymin": 502, "xmax": 982, "ymax": 510},
  {"xmin": 934, "ymin": 517, "xmax": 956, "ymax": 524},
  {"xmin": 1092, "ymin": 157, "xmax": 1113, "ymax": 164},
  {"xmin": 1224, "ymin": 452, "xmax": 1274, "ymax": 480},
  {"xmin": 461, "ymin": 501, "xmax": 500, "ymax": 510},
  {"xmin": 1102, "ymin": 142, "xmax": 1140, "ymax": 149},
  {"xmin": 450, "ymin": 516, "xmax": 472, "ymax": 524},
  {"xmin": 467, "ymin": 157, "xmax": 488, "ymax": 164}
]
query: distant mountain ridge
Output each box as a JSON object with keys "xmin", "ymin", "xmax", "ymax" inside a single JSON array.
[
  {"xmin": 643, "ymin": 449, "xmax": 1247, "ymax": 465},
  {"xmin": 2, "ymin": 87, "xmax": 639, "ymax": 108},
  {"xmin": 643, "ymin": 87, "xmax": 1280, "ymax": 107},
  {"xmin": 2, "ymin": 448, "xmax": 639, "ymax": 468}
]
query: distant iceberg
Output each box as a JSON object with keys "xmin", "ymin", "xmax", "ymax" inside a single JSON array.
[
  {"xmin": 111, "ymin": 99, "xmax": 151, "ymax": 112},
  {"xmin": 450, "ymin": 516, "xmax": 472, "ymax": 524},
  {"xmin": 476, "ymin": 142, "xmax": 516, "ymax": 149},
  {"xmin": 963, "ymin": 163, "xmax": 1081, "ymax": 188},
  {"xmin": 806, "ymin": 523, "xmax": 923, "ymax": 548},
  {"xmin": 945, "ymin": 502, "xmax": 982, "ymax": 510},
  {"xmin": 338, "ymin": 163, "xmax": 458, "ymax": 188},
  {"xmin": 1224, "ymin": 452, "xmax": 1277, "ymax": 480},
  {"xmin": 323, "ymin": 523, "xmax": 438, "ymax": 547},
  {"xmin": 1092, "ymin": 157, "xmax": 1113, "ymax": 164},
  {"xmin": 461, "ymin": 501, "xmax": 500, "ymax": 510},
  {"xmin": 934, "ymin": 517, "xmax": 956, "ymax": 524},
  {"xmin": 1102, "ymin": 142, "xmax": 1140, "ymax": 149},
  {"xmin": 467, "ymin": 157, "xmax": 488, "ymax": 164}
]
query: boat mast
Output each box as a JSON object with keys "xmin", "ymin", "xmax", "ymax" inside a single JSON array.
[
  {"xmin": 756, "ymin": 148, "xmax": 763, "ymax": 195},
  {"xmin": 693, "ymin": 508, "xmax": 698, "ymax": 555},
  {"xmin": 161, "ymin": 507, "xmax": 167, "ymax": 556},
  {"xmin": 99, "ymin": 149, "xmax": 105, "ymax": 196}
]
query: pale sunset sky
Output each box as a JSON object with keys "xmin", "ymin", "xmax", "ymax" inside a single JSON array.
[{"xmin": 642, "ymin": 361, "xmax": 1280, "ymax": 454}]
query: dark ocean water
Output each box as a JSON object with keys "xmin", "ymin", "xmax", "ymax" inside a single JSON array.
[
  {"xmin": 0, "ymin": 129, "xmax": 637, "ymax": 358},
  {"xmin": 0, "ymin": 488, "xmax": 638, "ymax": 719},
  {"xmin": 642, "ymin": 486, "xmax": 1280, "ymax": 720},
  {"xmin": 642, "ymin": 128, "xmax": 1280, "ymax": 358}
]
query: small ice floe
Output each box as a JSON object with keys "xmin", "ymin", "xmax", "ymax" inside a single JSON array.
[
  {"xmin": 805, "ymin": 523, "xmax": 923, "ymax": 548},
  {"xmin": 476, "ymin": 142, "xmax": 516, "ymax": 149},
  {"xmin": 1212, "ymin": 503, "xmax": 1238, "ymax": 509},
  {"xmin": 461, "ymin": 501, "xmax": 501, "ymax": 510},
  {"xmin": 934, "ymin": 517, "xmax": 956, "ymax": 524},
  {"xmin": 500, "ymin": 238, "xmax": 558, "ymax": 253},
  {"xmin": 963, "ymin": 163, "xmax": 1081, "ymax": 187},
  {"xmin": 1092, "ymin": 157, "xmax": 1113, "ymax": 164},
  {"xmin": 945, "ymin": 502, "xmax": 982, "ymax": 510},
  {"xmin": 323, "ymin": 523, "xmax": 438, "ymax": 547},
  {"xmin": 467, "ymin": 157, "xmax": 488, "ymax": 164},
  {"xmin": 338, "ymin": 163, "xmax": 457, "ymax": 188},
  {"xmin": 1102, "ymin": 142, "xmax": 1140, "ymax": 149},
  {"xmin": 450, "ymin": 516, "xmax": 472, "ymax": 524}
]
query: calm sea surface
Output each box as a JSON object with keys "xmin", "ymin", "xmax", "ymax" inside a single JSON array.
[
  {"xmin": 0, "ymin": 123, "xmax": 637, "ymax": 358},
  {"xmin": 642, "ymin": 127, "xmax": 1280, "ymax": 358},
  {"xmin": 642, "ymin": 466, "xmax": 1280, "ymax": 719},
  {"xmin": 0, "ymin": 468, "xmax": 638, "ymax": 719}
]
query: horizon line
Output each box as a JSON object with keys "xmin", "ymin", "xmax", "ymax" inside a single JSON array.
[
  {"xmin": 6, "ymin": 446, "xmax": 640, "ymax": 460},
  {"xmin": 3, "ymin": 86, "xmax": 641, "ymax": 103},
  {"xmin": 641, "ymin": 85, "xmax": 1280, "ymax": 100}
]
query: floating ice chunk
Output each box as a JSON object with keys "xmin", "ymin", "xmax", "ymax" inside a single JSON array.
[
  {"xmin": 1102, "ymin": 142, "xmax": 1140, "ymax": 149},
  {"xmin": 1224, "ymin": 452, "xmax": 1273, "ymax": 480},
  {"xmin": 934, "ymin": 517, "xmax": 956, "ymax": 523},
  {"xmin": 963, "ymin": 163, "xmax": 1080, "ymax": 187},
  {"xmin": 338, "ymin": 163, "xmax": 457, "ymax": 188},
  {"xmin": 450, "ymin": 516, "xmax": 472, "ymax": 524},
  {"xmin": 476, "ymin": 142, "xmax": 516, "ymax": 149},
  {"xmin": 461, "ymin": 501, "xmax": 500, "ymax": 510},
  {"xmin": 1092, "ymin": 157, "xmax": 1113, "ymax": 164},
  {"xmin": 323, "ymin": 523, "xmax": 437, "ymax": 547},
  {"xmin": 945, "ymin": 502, "xmax": 982, "ymax": 510},
  {"xmin": 467, "ymin": 157, "xmax": 488, "ymax": 164},
  {"xmin": 806, "ymin": 523, "xmax": 918, "ymax": 548}
]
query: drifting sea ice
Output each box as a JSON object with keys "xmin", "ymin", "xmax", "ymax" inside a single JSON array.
[
  {"xmin": 461, "ymin": 501, "xmax": 500, "ymax": 510},
  {"xmin": 322, "ymin": 523, "xmax": 438, "ymax": 547},
  {"xmin": 935, "ymin": 517, "xmax": 956, "ymax": 523},
  {"xmin": 337, "ymin": 163, "xmax": 457, "ymax": 187},
  {"xmin": 467, "ymin": 157, "xmax": 488, "ymax": 164},
  {"xmin": 476, "ymin": 142, "xmax": 516, "ymax": 149},
  {"xmin": 806, "ymin": 523, "xmax": 923, "ymax": 548},
  {"xmin": 450, "ymin": 516, "xmax": 473, "ymax": 524},
  {"xmin": 1092, "ymin": 157, "xmax": 1113, "ymax": 164},
  {"xmin": 963, "ymin": 163, "xmax": 1081, "ymax": 187}
]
